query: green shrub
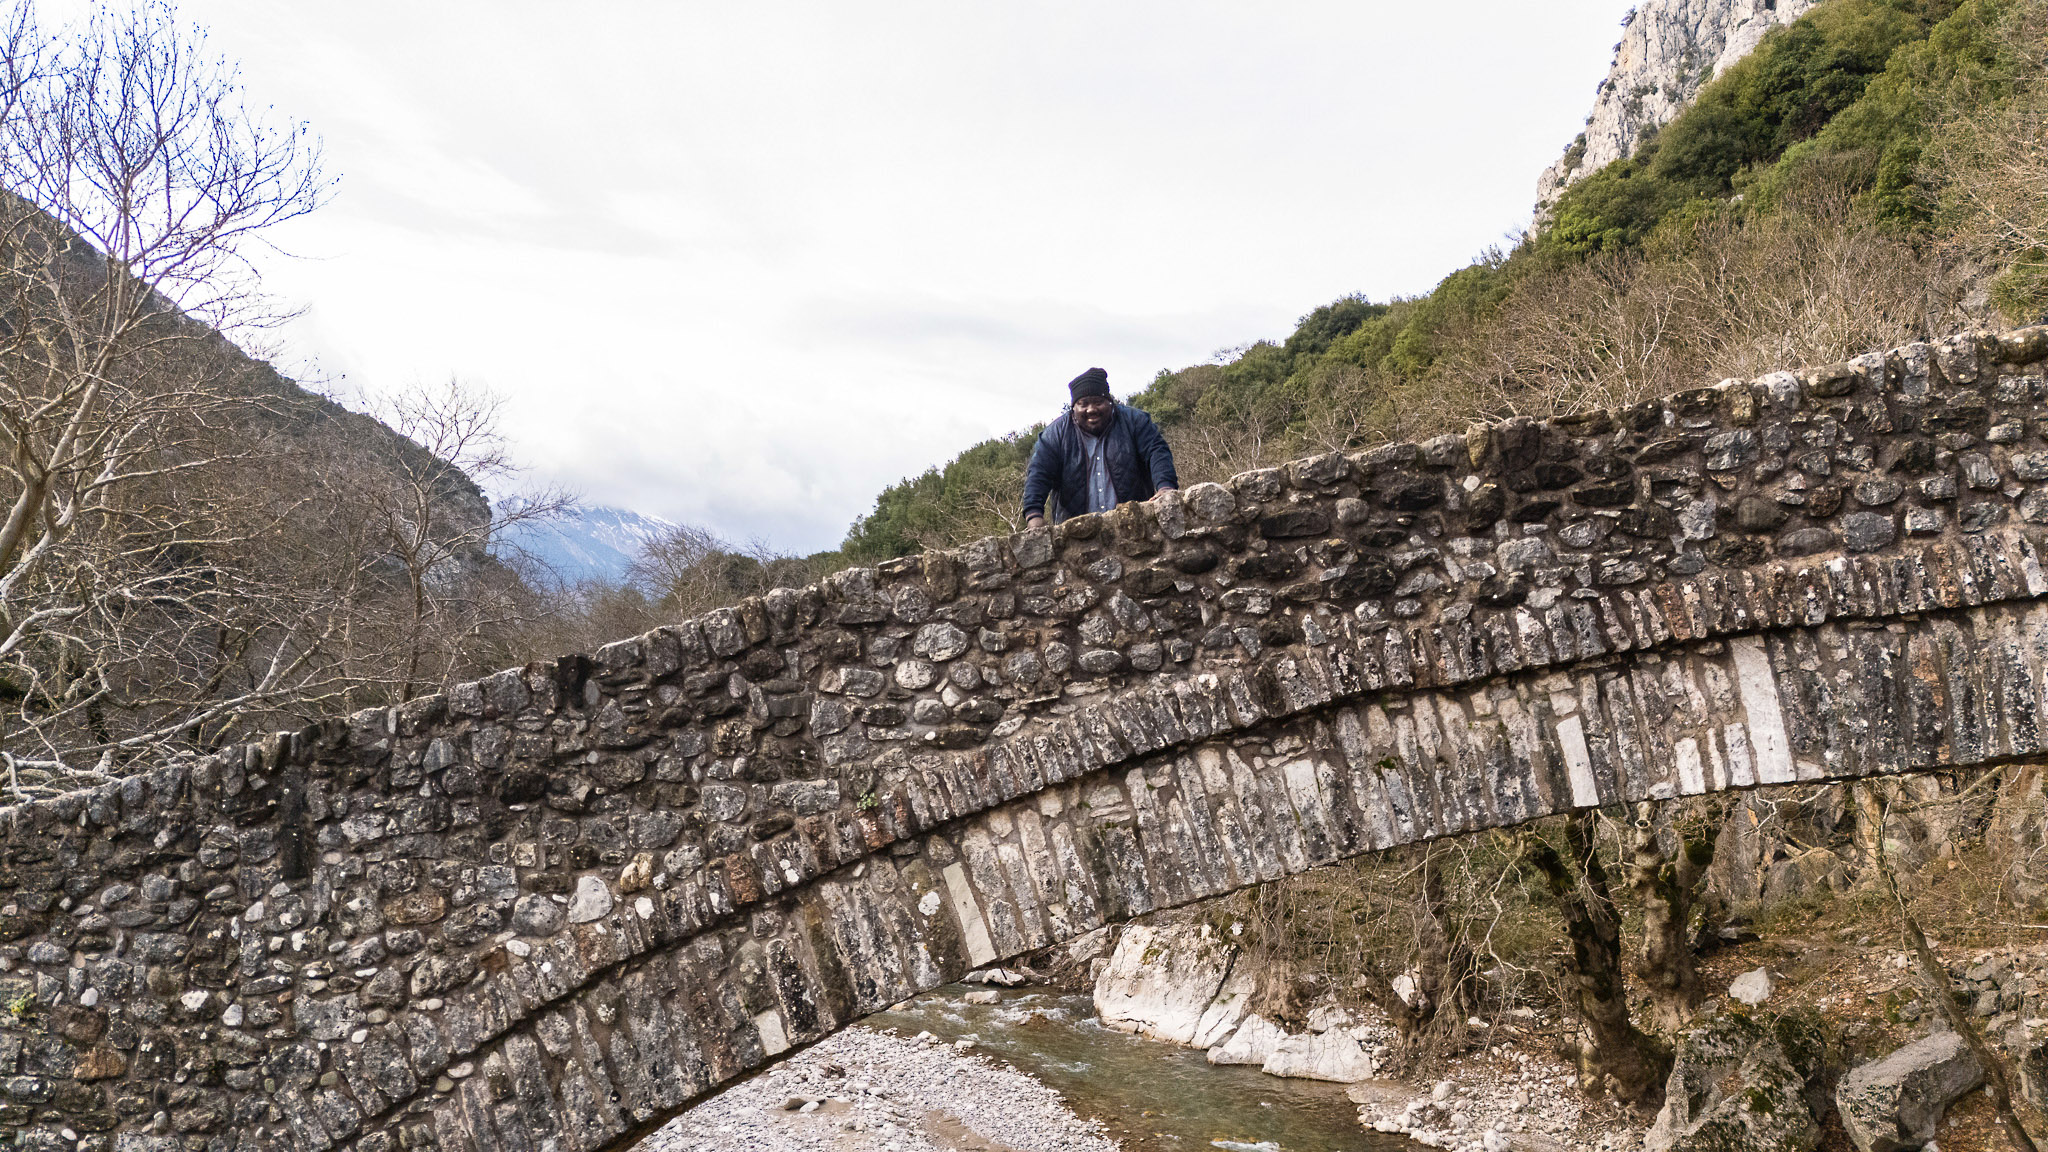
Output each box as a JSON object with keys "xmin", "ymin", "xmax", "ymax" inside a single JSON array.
[
  {"xmin": 1750, "ymin": 0, "xmax": 2026, "ymax": 223},
  {"xmin": 1546, "ymin": 148, "xmax": 1692, "ymax": 255}
]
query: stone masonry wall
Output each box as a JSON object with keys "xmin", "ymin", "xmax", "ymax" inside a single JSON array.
[{"xmin": 6, "ymin": 329, "xmax": 2048, "ymax": 1152}]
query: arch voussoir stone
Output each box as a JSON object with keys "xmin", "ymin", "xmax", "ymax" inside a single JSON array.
[{"xmin": 7, "ymin": 329, "xmax": 2048, "ymax": 1152}]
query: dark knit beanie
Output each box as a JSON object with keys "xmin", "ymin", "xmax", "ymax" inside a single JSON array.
[{"xmin": 1068, "ymin": 367, "xmax": 1110, "ymax": 402}]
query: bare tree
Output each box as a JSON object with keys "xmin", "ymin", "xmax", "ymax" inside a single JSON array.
[
  {"xmin": 0, "ymin": 0, "xmax": 334, "ymax": 785},
  {"xmin": 627, "ymin": 522, "xmax": 819, "ymax": 619},
  {"xmin": 1432, "ymin": 188, "xmax": 1973, "ymax": 430},
  {"xmin": 500, "ymin": 574, "xmax": 668, "ymax": 662},
  {"xmin": 1352, "ymin": 846, "xmax": 1482, "ymax": 1067},
  {"xmin": 1294, "ymin": 362, "xmax": 1398, "ymax": 457},
  {"xmin": 1873, "ymin": 787, "xmax": 2043, "ymax": 1152},
  {"xmin": 342, "ymin": 378, "xmax": 570, "ymax": 702},
  {"xmin": 899, "ymin": 461, "xmax": 1029, "ymax": 552},
  {"xmin": 1170, "ymin": 378, "xmax": 1302, "ymax": 485},
  {"xmin": 1924, "ymin": 0, "xmax": 2048, "ymax": 319}
]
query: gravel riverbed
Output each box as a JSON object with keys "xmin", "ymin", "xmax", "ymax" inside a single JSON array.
[
  {"xmin": 647, "ymin": 1025, "xmax": 1119, "ymax": 1152},
  {"xmin": 1346, "ymin": 1042, "xmax": 1631, "ymax": 1152}
]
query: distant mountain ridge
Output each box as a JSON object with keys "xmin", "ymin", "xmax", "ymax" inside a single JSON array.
[{"xmin": 496, "ymin": 502, "xmax": 676, "ymax": 586}]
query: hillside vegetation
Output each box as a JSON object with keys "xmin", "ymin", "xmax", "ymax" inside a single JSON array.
[{"xmin": 823, "ymin": 0, "xmax": 2048, "ymax": 567}]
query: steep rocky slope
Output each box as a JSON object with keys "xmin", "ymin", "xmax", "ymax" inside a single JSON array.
[{"xmin": 1536, "ymin": 0, "xmax": 1819, "ymax": 215}]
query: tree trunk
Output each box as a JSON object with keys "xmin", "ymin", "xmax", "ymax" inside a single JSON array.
[
  {"xmin": 1363, "ymin": 849, "xmax": 1478, "ymax": 1065},
  {"xmin": 1875, "ymin": 796, "xmax": 2041, "ymax": 1152},
  {"xmin": 1628, "ymin": 799, "xmax": 1724, "ymax": 1032},
  {"xmin": 1525, "ymin": 813, "xmax": 1670, "ymax": 1105},
  {"xmin": 1852, "ymin": 781, "xmax": 1891, "ymax": 876}
]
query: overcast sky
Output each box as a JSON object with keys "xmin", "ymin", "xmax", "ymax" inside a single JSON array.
[{"xmin": 160, "ymin": 1, "xmax": 1628, "ymax": 554}]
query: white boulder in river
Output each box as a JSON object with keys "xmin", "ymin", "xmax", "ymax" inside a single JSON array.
[
  {"xmin": 1257, "ymin": 1029, "xmax": 1378, "ymax": 1082},
  {"xmin": 1093, "ymin": 922, "xmax": 1254, "ymax": 1047},
  {"xmin": 1094, "ymin": 919, "xmax": 1383, "ymax": 1082},
  {"xmin": 1207, "ymin": 1015, "xmax": 1289, "ymax": 1066},
  {"xmin": 1207, "ymin": 1012, "xmax": 1379, "ymax": 1081}
]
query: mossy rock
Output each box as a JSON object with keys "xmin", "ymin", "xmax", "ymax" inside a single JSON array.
[{"xmin": 1645, "ymin": 1009, "xmax": 1832, "ymax": 1152}]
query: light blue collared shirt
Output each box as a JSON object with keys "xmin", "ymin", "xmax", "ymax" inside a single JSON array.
[{"xmin": 1078, "ymin": 430, "xmax": 1116, "ymax": 514}]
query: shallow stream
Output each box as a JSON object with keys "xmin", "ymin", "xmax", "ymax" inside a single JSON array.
[{"xmin": 867, "ymin": 988, "xmax": 1414, "ymax": 1152}]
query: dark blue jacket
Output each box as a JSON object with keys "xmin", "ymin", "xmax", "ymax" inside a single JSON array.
[{"xmin": 1021, "ymin": 404, "xmax": 1178, "ymax": 523}]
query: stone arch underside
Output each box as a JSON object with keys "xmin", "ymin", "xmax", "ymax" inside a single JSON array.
[{"xmin": 5, "ymin": 329, "xmax": 2048, "ymax": 1152}]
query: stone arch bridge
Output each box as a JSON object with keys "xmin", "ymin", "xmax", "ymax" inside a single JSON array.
[{"xmin": 7, "ymin": 330, "xmax": 2048, "ymax": 1152}]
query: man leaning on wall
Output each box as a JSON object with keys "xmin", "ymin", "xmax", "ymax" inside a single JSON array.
[{"xmin": 1021, "ymin": 367, "xmax": 1179, "ymax": 529}]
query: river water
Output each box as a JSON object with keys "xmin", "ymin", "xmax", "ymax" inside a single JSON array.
[{"xmin": 868, "ymin": 988, "xmax": 1414, "ymax": 1152}]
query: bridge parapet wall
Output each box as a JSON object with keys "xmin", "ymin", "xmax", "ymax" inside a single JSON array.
[{"xmin": 3, "ymin": 328, "xmax": 2048, "ymax": 1152}]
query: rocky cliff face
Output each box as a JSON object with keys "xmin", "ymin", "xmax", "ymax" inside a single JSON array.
[{"xmin": 1536, "ymin": 0, "xmax": 1818, "ymax": 216}]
